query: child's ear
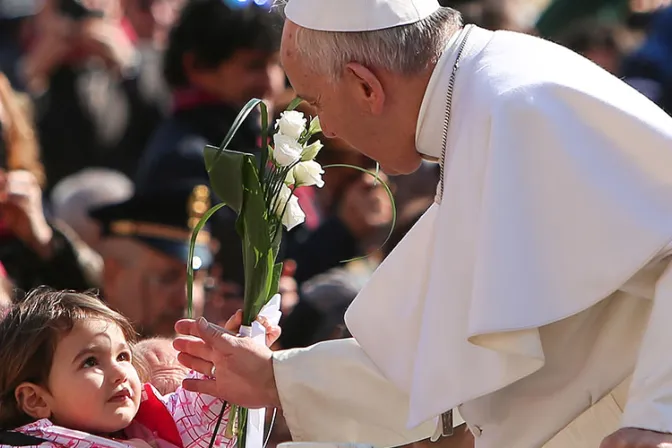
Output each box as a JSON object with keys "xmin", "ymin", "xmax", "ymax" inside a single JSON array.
[{"xmin": 15, "ymin": 382, "xmax": 51, "ymax": 420}]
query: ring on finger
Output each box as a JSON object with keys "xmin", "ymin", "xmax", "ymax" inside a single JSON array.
[{"xmin": 210, "ymin": 364, "xmax": 216, "ymax": 378}]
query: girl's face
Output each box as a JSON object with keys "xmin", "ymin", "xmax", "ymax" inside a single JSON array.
[{"xmin": 43, "ymin": 319, "xmax": 142, "ymax": 434}]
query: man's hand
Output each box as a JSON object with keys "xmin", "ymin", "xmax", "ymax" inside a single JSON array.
[
  {"xmin": 173, "ymin": 317, "xmax": 282, "ymax": 409},
  {"xmin": 78, "ymin": 19, "xmax": 137, "ymax": 76},
  {"xmin": 601, "ymin": 428, "xmax": 672, "ymax": 447}
]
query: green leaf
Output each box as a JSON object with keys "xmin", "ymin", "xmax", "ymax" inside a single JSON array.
[
  {"xmin": 242, "ymin": 246, "xmax": 273, "ymax": 325},
  {"xmin": 323, "ymin": 164, "xmax": 397, "ymax": 263},
  {"xmin": 301, "ymin": 140, "xmax": 323, "ymax": 162},
  {"xmin": 241, "ymin": 157, "xmax": 271, "ymax": 253},
  {"xmin": 267, "ymin": 262, "xmax": 283, "ymax": 302},
  {"xmin": 253, "ymin": 254, "xmax": 277, "ymax": 318},
  {"xmin": 219, "ymin": 98, "xmax": 264, "ymax": 151},
  {"xmin": 186, "ymin": 202, "xmax": 228, "ymax": 319},
  {"xmin": 285, "ymin": 96, "xmax": 303, "ymax": 111},
  {"xmin": 203, "ymin": 145, "xmax": 249, "ymax": 214},
  {"xmin": 307, "ymin": 116, "xmax": 322, "ymax": 136}
]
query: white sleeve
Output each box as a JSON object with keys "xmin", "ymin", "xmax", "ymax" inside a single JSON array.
[
  {"xmin": 621, "ymin": 252, "xmax": 672, "ymax": 433},
  {"xmin": 272, "ymin": 338, "xmax": 436, "ymax": 447}
]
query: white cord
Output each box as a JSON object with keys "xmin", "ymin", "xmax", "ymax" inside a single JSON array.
[{"xmin": 263, "ymin": 408, "xmax": 278, "ymax": 448}]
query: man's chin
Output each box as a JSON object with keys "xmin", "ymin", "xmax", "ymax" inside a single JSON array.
[{"xmin": 379, "ymin": 164, "xmax": 419, "ymax": 176}]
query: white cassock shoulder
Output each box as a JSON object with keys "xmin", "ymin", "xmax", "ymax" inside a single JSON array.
[{"xmin": 347, "ymin": 27, "xmax": 672, "ymax": 430}]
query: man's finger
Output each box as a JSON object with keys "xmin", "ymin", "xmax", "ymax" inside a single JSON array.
[
  {"xmin": 196, "ymin": 317, "xmax": 240, "ymax": 353},
  {"xmin": 175, "ymin": 319, "xmax": 200, "ymax": 337},
  {"xmin": 173, "ymin": 336, "xmax": 215, "ymax": 362},
  {"xmin": 176, "ymin": 352, "xmax": 215, "ymax": 377},
  {"xmin": 181, "ymin": 377, "xmax": 220, "ymax": 397}
]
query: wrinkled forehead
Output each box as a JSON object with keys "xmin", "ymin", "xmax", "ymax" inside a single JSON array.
[
  {"xmin": 280, "ymin": 21, "xmax": 317, "ymax": 95},
  {"xmin": 280, "ymin": 19, "xmax": 300, "ymax": 64}
]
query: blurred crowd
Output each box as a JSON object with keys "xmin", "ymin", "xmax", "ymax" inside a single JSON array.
[{"xmin": 1, "ymin": 0, "xmax": 672, "ymax": 445}]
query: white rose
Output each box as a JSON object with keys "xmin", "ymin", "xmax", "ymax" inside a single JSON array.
[
  {"xmin": 273, "ymin": 134, "xmax": 303, "ymax": 167},
  {"xmin": 282, "ymin": 195, "xmax": 306, "ymax": 230},
  {"xmin": 274, "ymin": 184, "xmax": 292, "ymax": 214},
  {"xmin": 273, "ymin": 184, "xmax": 305, "ymax": 230},
  {"xmin": 276, "ymin": 111, "xmax": 307, "ymax": 140},
  {"xmin": 292, "ymin": 160, "xmax": 324, "ymax": 188}
]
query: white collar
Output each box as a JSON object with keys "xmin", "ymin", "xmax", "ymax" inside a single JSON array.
[{"xmin": 415, "ymin": 26, "xmax": 470, "ymax": 161}]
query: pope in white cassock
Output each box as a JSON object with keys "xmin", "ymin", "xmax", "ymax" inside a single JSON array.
[{"xmin": 172, "ymin": 0, "xmax": 672, "ymax": 447}]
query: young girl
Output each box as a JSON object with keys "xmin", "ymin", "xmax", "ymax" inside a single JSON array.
[{"xmin": 0, "ymin": 288, "xmax": 279, "ymax": 448}]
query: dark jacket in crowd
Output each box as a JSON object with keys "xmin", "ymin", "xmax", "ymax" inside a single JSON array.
[{"xmin": 135, "ymin": 96, "xmax": 262, "ymax": 286}]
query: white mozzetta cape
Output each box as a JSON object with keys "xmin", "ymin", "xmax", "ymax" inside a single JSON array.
[
  {"xmin": 273, "ymin": 25, "xmax": 672, "ymax": 447},
  {"xmin": 345, "ymin": 25, "xmax": 672, "ymax": 436}
]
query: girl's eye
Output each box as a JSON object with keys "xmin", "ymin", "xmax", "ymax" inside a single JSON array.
[
  {"xmin": 82, "ymin": 357, "xmax": 98, "ymax": 368},
  {"xmin": 117, "ymin": 351, "xmax": 131, "ymax": 362}
]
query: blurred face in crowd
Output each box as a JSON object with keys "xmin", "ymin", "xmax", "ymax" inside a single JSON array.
[
  {"xmin": 101, "ymin": 238, "xmax": 206, "ymax": 338},
  {"xmin": 186, "ymin": 49, "xmax": 285, "ymax": 108},
  {"xmin": 122, "ymin": 0, "xmax": 184, "ymax": 45}
]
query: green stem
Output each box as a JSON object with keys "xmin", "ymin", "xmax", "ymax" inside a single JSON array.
[
  {"xmin": 259, "ymin": 103, "xmax": 269, "ymax": 177},
  {"xmin": 224, "ymin": 405, "xmax": 239, "ymax": 439},
  {"xmin": 187, "ymin": 203, "xmax": 228, "ymax": 318}
]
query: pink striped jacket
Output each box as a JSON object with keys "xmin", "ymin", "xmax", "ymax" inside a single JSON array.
[{"xmin": 0, "ymin": 372, "xmax": 234, "ymax": 448}]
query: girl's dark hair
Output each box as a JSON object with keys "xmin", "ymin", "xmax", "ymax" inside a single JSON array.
[
  {"xmin": 163, "ymin": 0, "xmax": 283, "ymax": 89},
  {"xmin": 0, "ymin": 288, "xmax": 137, "ymax": 430}
]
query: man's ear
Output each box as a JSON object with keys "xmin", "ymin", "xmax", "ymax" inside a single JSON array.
[
  {"xmin": 344, "ymin": 62, "xmax": 386, "ymax": 115},
  {"xmin": 15, "ymin": 383, "xmax": 52, "ymax": 420}
]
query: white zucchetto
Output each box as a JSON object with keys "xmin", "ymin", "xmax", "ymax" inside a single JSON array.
[{"xmin": 283, "ymin": 0, "xmax": 441, "ymax": 32}]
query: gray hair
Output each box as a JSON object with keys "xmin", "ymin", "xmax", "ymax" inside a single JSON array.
[{"xmin": 289, "ymin": 7, "xmax": 462, "ymax": 80}]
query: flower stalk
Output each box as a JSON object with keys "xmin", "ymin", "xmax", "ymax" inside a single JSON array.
[{"xmin": 185, "ymin": 97, "xmax": 396, "ymax": 448}]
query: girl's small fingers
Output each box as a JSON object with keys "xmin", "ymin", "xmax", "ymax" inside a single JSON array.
[
  {"xmin": 256, "ymin": 315, "xmax": 269, "ymax": 327},
  {"xmin": 266, "ymin": 325, "xmax": 282, "ymax": 346},
  {"xmin": 223, "ymin": 309, "xmax": 243, "ymax": 333}
]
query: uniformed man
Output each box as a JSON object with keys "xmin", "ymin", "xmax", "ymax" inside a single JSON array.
[{"xmin": 90, "ymin": 179, "xmax": 214, "ymax": 338}]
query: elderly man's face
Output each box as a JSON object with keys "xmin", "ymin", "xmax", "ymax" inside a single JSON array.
[
  {"xmin": 102, "ymin": 240, "xmax": 206, "ymax": 338},
  {"xmin": 280, "ymin": 21, "xmax": 422, "ymax": 175}
]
